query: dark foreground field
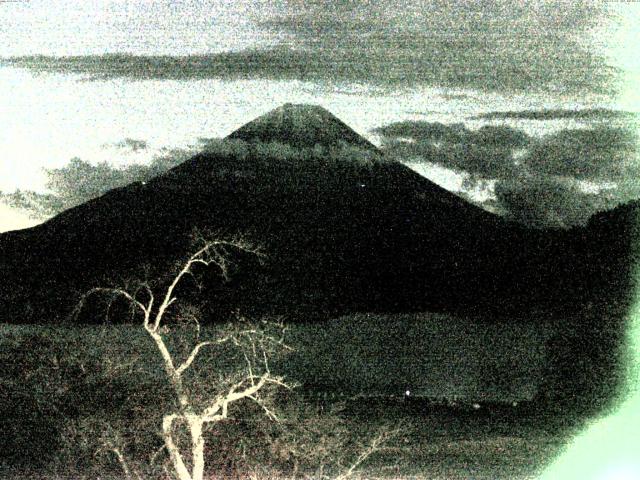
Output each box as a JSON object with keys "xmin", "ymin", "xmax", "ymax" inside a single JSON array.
[{"xmin": 0, "ymin": 319, "xmax": 585, "ymax": 479}]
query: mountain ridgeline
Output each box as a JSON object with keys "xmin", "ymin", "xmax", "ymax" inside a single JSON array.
[{"xmin": 1, "ymin": 104, "xmax": 637, "ymax": 326}]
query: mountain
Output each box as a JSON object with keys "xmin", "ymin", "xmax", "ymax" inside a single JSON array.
[
  {"xmin": 1, "ymin": 104, "xmax": 638, "ymax": 413},
  {"xmin": 0, "ymin": 104, "xmax": 636, "ymax": 327},
  {"xmin": 228, "ymin": 103, "xmax": 378, "ymax": 150}
]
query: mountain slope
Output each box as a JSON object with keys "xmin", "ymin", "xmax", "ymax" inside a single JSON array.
[{"xmin": 0, "ymin": 105, "xmax": 637, "ymax": 328}]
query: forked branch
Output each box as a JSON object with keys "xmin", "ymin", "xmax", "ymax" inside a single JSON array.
[{"xmin": 75, "ymin": 234, "xmax": 288, "ymax": 480}]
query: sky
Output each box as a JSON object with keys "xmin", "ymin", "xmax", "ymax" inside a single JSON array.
[{"xmin": 0, "ymin": 0, "xmax": 638, "ymax": 232}]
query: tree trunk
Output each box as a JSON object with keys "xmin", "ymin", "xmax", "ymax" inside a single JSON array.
[
  {"xmin": 163, "ymin": 414, "xmax": 192, "ymax": 480},
  {"xmin": 189, "ymin": 416, "xmax": 205, "ymax": 480}
]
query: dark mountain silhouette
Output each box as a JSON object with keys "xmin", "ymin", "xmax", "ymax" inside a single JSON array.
[
  {"xmin": 0, "ymin": 104, "xmax": 638, "ymax": 413},
  {"xmin": 0, "ymin": 104, "xmax": 636, "ymax": 322}
]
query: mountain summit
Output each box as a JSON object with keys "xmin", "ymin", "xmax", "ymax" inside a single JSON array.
[{"xmin": 229, "ymin": 103, "xmax": 377, "ymax": 150}]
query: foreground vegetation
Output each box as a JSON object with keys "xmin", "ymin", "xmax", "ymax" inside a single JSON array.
[
  {"xmin": 3, "ymin": 238, "xmax": 612, "ymax": 479},
  {"xmin": 0, "ymin": 232, "xmax": 589, "ymax": 479},
  {"xmin": 0, "ymin": 319, "xmax": 578, "ymax": 479}
]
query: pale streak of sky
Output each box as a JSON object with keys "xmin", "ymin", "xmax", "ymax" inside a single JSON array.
[
  {"xmin": 0, "ymin": 204, "xmax": 39, "ymax": 232},
  {"xmin": 598, "ymin": 3, "xmax": 640, "ymax": 112},
  {"xmin": 0, "ymin": 65, "xmax": 616, "ymax": 195}
]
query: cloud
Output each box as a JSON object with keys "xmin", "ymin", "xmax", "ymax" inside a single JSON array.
[
  {"xmin": 378, "ymin": 120, "xmax": 637, "ymax": 184},
  {"xmin": 110, "ymin": 138, "xmax": 148, "ymax": 151},
  {"xmin": 0, "ymin": 190, "xmax": 64, "ymax": 220},
  {"xmin": 262, "ymin": 0, "xmax": 617, "ymax": 94},
  {"xmin": 274, "ymin": 0, "xmax": 603, "ymax": 37},
  {"xmin": 375, "ymin": 121, "xmax": 529, "ymax": 179},
  {"xmin": 493, "ymin": 175, "xmax": 614, "ymax": 229},
  {"xmin": 525, "ymin": 127, "xmax": 638, "ymax": 181},
  {"xmin": 471, "ymin": 109, "xmax": 638, "ymax": 121},
  {"xmin": 0, "ymin": 1, "xmax": 619, "ymax": 94},
  {"xmin": 377, "ymin": 119, "xmax": 639, "ymax": 227},
  {"xmin": 0, "ymin": 148, "xmax": 192, "ymax": 218},
  {"xmin": 0, "ymin": 51, "xmax": 312, "ymax": 81}
]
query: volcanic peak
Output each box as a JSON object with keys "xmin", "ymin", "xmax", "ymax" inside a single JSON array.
[{"xmin": 228, "ymin": 103, "xmax": 378, "ymax": 150}]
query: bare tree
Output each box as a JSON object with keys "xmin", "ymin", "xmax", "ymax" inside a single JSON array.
[{"xmin": 76, "ymin": 234, "xmax": 292, "ymax": 480}]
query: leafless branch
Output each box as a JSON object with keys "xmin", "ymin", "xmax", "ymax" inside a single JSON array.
[
  {"xmin": 176, "ymin": 336, "xmax": 235, "ymax": 376},
  {"xmin": 149, "ymin": 444, "xmax": 167, "ymax": 469},
  {"xmin": 151, "ymin": 237, "xmax": 262, "ymax": 332},
  {"xmin": 248, "ymin": 394, "xmax": 280, "ymax": 421},
  {"xmin": 73, "ymin": 287, "xmax": 152, "ymax": 324},
  {"xmin": 110, "ymin": 446, "xmax": 142, "ymax": 480},
  {"xmin": 334, "ymin": 427, "xmax": 400, "ymax": 480}
]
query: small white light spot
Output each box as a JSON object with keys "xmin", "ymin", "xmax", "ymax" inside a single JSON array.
[{"xmin": 405, "ymin": 390, "xmax": 411, "ymax": 396}]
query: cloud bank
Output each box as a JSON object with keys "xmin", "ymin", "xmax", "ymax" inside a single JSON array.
[
  {"xmin": 1, "ymin": 1, "xmax": 620, "ymax": 94},
  {"xmin": 377, "ymin": 117, "xmax": 639, "ymax": 228},
  {"xmin": 471, "ymin": 109, "xmax": 638, "ymax": 121},
  {"xmin": 264, "ymin": 0, "xmax": 618, "ymax": 94}
]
